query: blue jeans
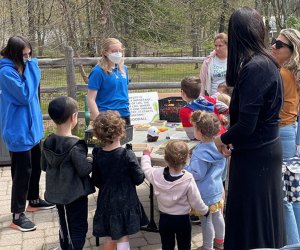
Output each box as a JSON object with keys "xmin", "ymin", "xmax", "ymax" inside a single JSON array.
[
  {"xmin": 284, "ymin": 202, "xmax": 300, "ymax": 245},
  {"xmin": 280, "ymin": 124, "xmax": 300, "ymax": 245},
  {"xmin": 280, "ymin": 124, "xmax": 297, "ymax": 159}
]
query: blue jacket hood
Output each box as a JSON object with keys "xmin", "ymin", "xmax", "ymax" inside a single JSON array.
[
  {"xmin": 0, "ymin": 58, "xmax": 17, "ymax": 70},
  {"xmin": 185, "ymin": 142, "xmax": 226, "ymax": 205},
  {"xmin": 186, "ymin": 97, "xmax": 214, "ymax": 112}
]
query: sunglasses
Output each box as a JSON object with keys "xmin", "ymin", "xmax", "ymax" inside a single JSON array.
[{"xmin": 271, "ymin": 38, "xmax": 293, "ymax": 50}]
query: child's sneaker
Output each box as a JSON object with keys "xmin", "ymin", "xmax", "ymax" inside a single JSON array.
[
  {"xmin": 26, "ymin": 198, "xmax": 55, "ymax": 212},
  {"xmin": 10, "ymin": 213, "xmax": 37, "ymax": 232},
  {"xmin": 214, "ymin": 239, "xmax": 224, "ymax": 250}
]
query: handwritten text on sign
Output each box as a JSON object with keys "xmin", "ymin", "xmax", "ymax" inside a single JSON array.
[{"xmin": 129, "ymin": 92, "xmax": 159, "ymax": 125}]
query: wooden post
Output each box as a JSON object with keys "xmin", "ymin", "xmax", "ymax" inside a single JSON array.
[
  {"xmin": 65, "ymin": 46, "xmax": 76, "ymax": 99},
  {"xmin": 65, "ymin": 46, "xmax": 78, "ymax": 134}
]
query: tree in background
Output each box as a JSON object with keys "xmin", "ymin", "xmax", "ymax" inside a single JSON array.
[{"xmin": 0, "ymin": 0, "xmax": 299, "ymax": 57}]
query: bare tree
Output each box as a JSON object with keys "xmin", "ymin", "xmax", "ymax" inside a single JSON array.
[
  {"xmin": 219, "ymin": 0, "xmax": 229, "ymax": 33},
  {"xmin": 28, "ymin": 0, "xmax": 36, "ymax": 54},
  {"xmin": 9, "ymin": 0, "xmax": 16, "ymax": 32}
]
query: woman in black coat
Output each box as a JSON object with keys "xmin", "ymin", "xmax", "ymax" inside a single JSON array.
[{"xmin": 214, "ymin": 7, "xmax": 286, "ymax": 250}]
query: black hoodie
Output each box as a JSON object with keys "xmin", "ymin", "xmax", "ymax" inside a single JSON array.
[{"xmin": 41, "ymin": 134, "xmax": 95, "ymax": 205}]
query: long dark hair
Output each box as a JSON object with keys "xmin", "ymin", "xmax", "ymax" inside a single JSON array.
[
  {"xmin": 1, "ymin": 36, "xmax": 32, "ymax": 72},
  {"xmin": 226, "ymin": 7, "xmax": 278, "ymax": 87}
]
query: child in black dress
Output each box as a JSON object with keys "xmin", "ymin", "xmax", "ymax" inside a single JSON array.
[{"xmin": 92, "ymin": 110, "xmax": 148, "ymax": 250}]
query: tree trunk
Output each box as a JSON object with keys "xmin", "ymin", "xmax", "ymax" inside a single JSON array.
[
  {"xmin": 94, "ymin": 0, "xmax": 112, "ymax": 56},
  {"xmin": 28, "ymin": 0, "xmax": 36, "ymax": 55},
  {"xmin": 9, "ymin": 0, "xmax": 16, "ymax": 32},
  {"xmin": 219, "ymin": 0, "xmax": 228, "ymax": 33},
  {"xmin": 59, "ymin": 0, "xmax": 88, "ymax": 83},
  {"xmin": 85, "ymin": 0, "xmax": 94, "ymax": 56},
  {"xmin": 262, "ymin": 0, "xmax": 272, "ymax": 44},
  {"xmin": 190, "ymin": 0, "xmax": 199, "ymax": 57}
]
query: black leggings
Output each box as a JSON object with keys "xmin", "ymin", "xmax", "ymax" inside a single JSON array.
[
  {"xmin": 10, "ymin": 144, "xmax": 41, "ymax": 213},
  {"xmin": 159, "ymin": 213, "xmax": 191, "ymax": 250}
]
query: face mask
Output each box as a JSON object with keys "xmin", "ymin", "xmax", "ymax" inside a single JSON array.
[
  {"xmin": 23, "ymin": 57, "xmax": 31, "ymax": 64},
  {"xmin": 107, "ymin": 52, "xmax": 122, "ymax": 64}
]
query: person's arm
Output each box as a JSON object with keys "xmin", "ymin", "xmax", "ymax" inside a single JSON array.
[
  {"xmin": 185, "ymin": 153, "xmax": 208, "ymax": 182},
  {"xmin": 199, "ymin": 61, "xmax": 208, "ymax": 96},
  {"xmin": 91, "ymin": 147, "xmax": 102, "ymax": 189},
  {"xmin": 141, "ymin": 154, "xmax": 155, "ymax": 185},
  {"xmin": 2, "ymin": 59, "xmax": 41, "ymax": 105},
  {"xmin": 127, "ymin": 150, "xmax": 145, "ymax": 185},
  {"xmin": 87, "ymin": 66, "xmax": 103, "ymax": 121},
  {"xmin": 199, "ymin": 52, "xmax": 215, "ymax": 96},
  {"xmin": 179, "ymin": 107, "xmax": 192, "ymax": 127},
  {"xmin": 71, "ymin": 143, "xmax": 93, "ymax": 177},
  {"xmin": 87, "ymin": 89, "xmax": 99, "ymax": 121},
  {"xmin": 187, "ymin": 178, "xmax": 209, "ymax": 216},
  {"xmin": 219, "ymin": 61, "xmax": 271, "ymax": 146}
]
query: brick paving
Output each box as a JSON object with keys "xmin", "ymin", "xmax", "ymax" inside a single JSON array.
[{"xmin": 0, "ymin": 166, "xmax": 204, "ymax": 250}]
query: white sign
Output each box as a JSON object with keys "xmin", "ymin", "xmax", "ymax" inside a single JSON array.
[{"xmin": 129, "ymin": 92, "xmax": 159, "ymax": 125}]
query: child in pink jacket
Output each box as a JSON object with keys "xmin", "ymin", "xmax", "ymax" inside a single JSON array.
[{"xmin": 141, "ymin": 141, "xmax": 209, "ymax": 250}]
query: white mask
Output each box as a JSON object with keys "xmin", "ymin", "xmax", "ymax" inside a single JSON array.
[
  {"xmin": 23, "ymin": 57, "xmax": 32, "ymax": 64},
  {"xmin": 107, "ymin": 52, "xmax": 122, "ymax": 64}
]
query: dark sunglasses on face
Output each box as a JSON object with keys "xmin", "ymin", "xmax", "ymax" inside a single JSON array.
[{"xmin": 271, "ymin": 38, "xmax": 293, "ymax": 50}]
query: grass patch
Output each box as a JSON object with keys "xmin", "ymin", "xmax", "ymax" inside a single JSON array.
[
  {"xmin": 40, "ymin": 63, "xmax": 201, "ymax": 87},
  {"xmin": 41, "ymin": 63, "xmax": 200, "ymax": 137}
]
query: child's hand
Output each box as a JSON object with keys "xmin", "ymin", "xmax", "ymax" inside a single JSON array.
[{"xmin": 143, "ymin": 145, "xmax": 153, "ymax": 157}]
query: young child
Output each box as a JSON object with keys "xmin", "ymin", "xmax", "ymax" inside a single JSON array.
[
  {"xmin": 92, "ymin": 110, "xmax": 148, "ymax": 250},
  {"xmin": 41, "ymin": 96, "xmax": 95, "ymax": 249},
  {"xmin": 141, "ymin": 140, "xmax": 209, "ymax": 250},
  {"xmin": 214, "ymin": 82, "xmax": 232, "ymax": 96},
  {"xmin": 185, "ymin": 110, "xmax": 226, "ymax": 250},
  {"xmin": 179, "ymin": 76, "xmax": 228, "ymax": 140}
]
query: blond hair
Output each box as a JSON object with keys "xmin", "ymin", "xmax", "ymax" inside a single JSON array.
[
  {"xmin": 93, "ymin": 110, "xmax": 125, "ymax": 147},
  {"xmin": 214, "ymin": 33, "xmax": 228, "ymax": 45},
  {"xmin": 98, "ymin": 38, "xmax": 125, "ymax": 74},
  {"xmin": 164, "ymin": 140, "xmax": 189, "ymax": 170},
  {"xmin": 280, "ymin": 29, "xmax": 300, "ymax": 88},
  {"xmin": 216, "ymin": 93, "xmax": 231, "ymax": 106},
  {"xmin": 190, "ymin": 110, "xmax": 220, "ymax": 139}
]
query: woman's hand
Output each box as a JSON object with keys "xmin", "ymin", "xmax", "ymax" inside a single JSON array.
[
  {"xmin": 215, "ymin": 135, "xmax": 232, "ymax": 157},
  {"xmin": 221, "ymin": 145, "xmax": 232, "ymax": 157}
]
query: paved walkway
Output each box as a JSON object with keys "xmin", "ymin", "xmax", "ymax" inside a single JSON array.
[{"xmin": 0, "ymin": 166, "xmax": 204, "ymax": 250}]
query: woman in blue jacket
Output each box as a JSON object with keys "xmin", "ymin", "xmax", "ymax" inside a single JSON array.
[{"xmin": 0, "ymin": 36, "xmax": 54, "ymax": 232}]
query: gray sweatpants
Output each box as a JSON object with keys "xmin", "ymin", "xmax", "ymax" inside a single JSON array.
[{"xmin": 200, "ymin": 210, "xmax": 225, "ymax": 249}]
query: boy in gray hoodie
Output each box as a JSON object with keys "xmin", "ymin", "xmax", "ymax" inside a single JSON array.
[{"xmin": 41, "ymin": 96, "xmax": 95, "ymax": 250}]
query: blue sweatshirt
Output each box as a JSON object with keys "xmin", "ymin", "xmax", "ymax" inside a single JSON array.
[
  {"xmin": 0, "ymin": 58, "xmax": 43, "ymax": 152},
  {"xmin": 185, "ymin": 142, "xmax": 226, "ymax": 206}
]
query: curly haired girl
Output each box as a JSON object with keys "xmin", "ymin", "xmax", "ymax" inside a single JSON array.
[{"xmin": 92, "ymin": 110, "xmax": 148, "ymax": 250}]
